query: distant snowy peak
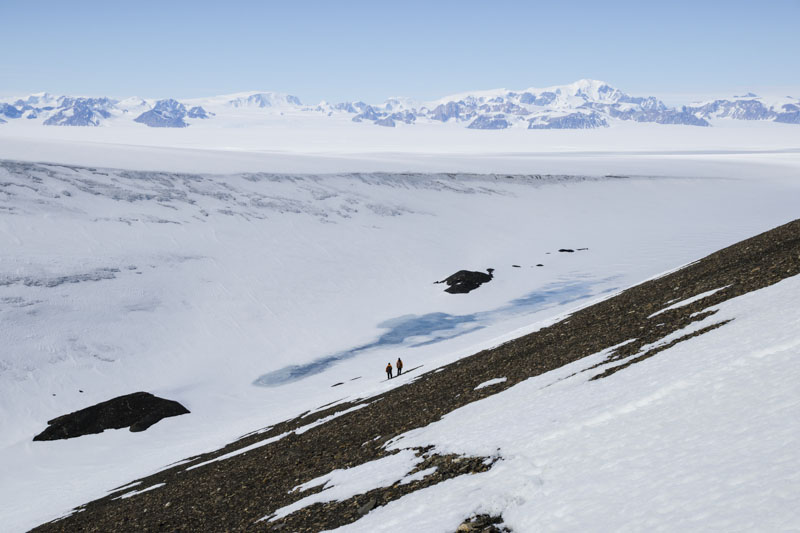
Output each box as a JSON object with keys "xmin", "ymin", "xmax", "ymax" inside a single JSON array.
[
  {"xmin": 341, "ymin": 81, "xmax": 799, "ymax": 129},
  {"xmin": 116, "ymin": 97, "xmax": 150, "ymax": 113},
  {"xmin": 571, "ymin": 78, "xmax": 626, "ymax": 102},
  {"xmin": 187, "ymin": 106, "xmax": 212, "ymax": 119},
  {"xmin": 684, "ymin": 95, "xmax": 800, "ymax": 124},
  {"xmin": 0, "ymin": 96, "xmax": 118, "ymax": 127},
  {"xmin": 431, "ymin": 79, "xmax": 622, "ymax": 109},
  {"xmin": 0, "ymin": 103, "xmax": 24, "ymax": 120},
  {"xmin": 527, "ymin": 112, "xmax": 608, "ymax": 130},
  {"xmin": 225, "ymin": 92, "xmax": 302, "ymax": 109},
  {"xmin": 43, "ymin": 97, "xmax": 115, "ymax": 127},
  {"xmin": 133, "ymin": 99, "xmax": 212, "ymax": 128},
  {"xmin": 13, "ymin": 92, "xmax": 59, "ymax": 107},
  {"xmin": 134, "ymin": 99, "xmax": 190, "ymax": 128},
  {"xmin": 379, "ymin": 80, "xmax": 702, "ymax": 129},
  {"xmin": 775, "ymin": 103, "xmax": 800, "ymax": 124},
  {"xmin": 1, "ymin": 81, "xmax": 799, "ymax": 129},
  {"xmin": 0, "ymin": 95, "xmax": 214, "ymax": 128}
]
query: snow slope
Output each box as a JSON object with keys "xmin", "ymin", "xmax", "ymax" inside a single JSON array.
[
  {"xmin": 1, "ymin": 152, "xmax": 800, "ymax": 531},
  {"xmin": 335, "ymin": 273, "xmax": 800, "ymax": 532}
]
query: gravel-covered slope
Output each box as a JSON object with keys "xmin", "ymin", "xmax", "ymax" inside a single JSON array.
[{"xmin": 31, "ymin": 219, "xmax": 800, "ymax": 532}]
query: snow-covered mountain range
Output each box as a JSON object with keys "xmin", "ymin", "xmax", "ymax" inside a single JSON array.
[{"xmin": 2, "ymin": 79, "xmax": 798, "ymax": 130}]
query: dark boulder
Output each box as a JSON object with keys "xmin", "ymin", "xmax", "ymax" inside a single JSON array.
[
  {"xmin": 455, "ymin": 514, "xmax": 511, "ymax": 532},
  {"xmin": 33, "ymin": 392, "xmax": 189, "ymax": 441},
  {"xmin": 436, "ymin": 268, "xmax": 494, "ymax": 294},
  {"xmin": 357, "ymin": 497, "xmax": 377, "ymax": 515}
]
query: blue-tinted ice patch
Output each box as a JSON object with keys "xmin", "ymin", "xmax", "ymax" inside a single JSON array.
[
  {"xmin": 254, "ymin": 313, "xmax": 481, "ymax": 387},
  {"xmin": 376, "ymin": 312, "xmax": 480, "ymax": 345},
  {"xmin": 254, "ymin": 277, "xmax": 618, "ymax": 387}
]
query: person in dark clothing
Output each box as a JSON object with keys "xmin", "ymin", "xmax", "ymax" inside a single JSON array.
[
  {"xmin": 386, "ymin": 362, "xmax": 393, "ymax": 380},
  {"xmin": 396, "ymin": 357, "xmax": 403, "ymax": 375}
]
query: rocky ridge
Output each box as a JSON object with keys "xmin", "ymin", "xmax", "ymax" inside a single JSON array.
[{"xmin": 31, "ymin": 218, "xmax": 800, "ymax": 532}]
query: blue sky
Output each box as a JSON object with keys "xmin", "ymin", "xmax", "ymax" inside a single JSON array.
[{"xmin": 2, "ymin": 0, "xmax": 798, "ymax": 103}]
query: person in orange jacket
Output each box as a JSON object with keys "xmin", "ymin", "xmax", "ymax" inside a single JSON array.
[
  {"xmin": 396, "ymin": 357, "xmax": 403, "ymax": 375},
  {"xmin": 386, "ymin": 362, "xmax": 393, "ymax": 380}
]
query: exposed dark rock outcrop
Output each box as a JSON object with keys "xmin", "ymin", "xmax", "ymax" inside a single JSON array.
[
  {"xmin": 528, "ymin": 111, "xmax": 608, "ymax": 129},
  {"xmin": 0, "ymin": 103, "xmax": 23, "ymax": 119},
  {"xmin": 468, "ymin": 115, "xmax": 511, "ymax": 129},
  {"xmin": 43, "ymin": 97, "xmax": 114, "ymax": 126},
  {"xmin": 374, "ymin": 116, "xmax": 396, "ymax": 127},
  {"xmin": 389, "ymin": 110, "xmax": 416, "ymax": 124},
  {"xmin": 519, "ymin": 91, "xmax": 557, "ymax": 106},
  {"xmin": 775, "ymin": 104, "xmax": 800, "ymax": 124},
  {"xmin": 134, "ymin": 99, "xmax": 189, "ymax": 128},
  {"xmin": 456, "ymin": 514, "xmax": 512, "ymax": 532},
  {"xmin": 656, "ymin": 109, "xmax": 710, "ymax": 126},
  {"xmin": 33, "ymin": 392, "xmax": 189, "ymax": 441},
  {"xmin": 430, "ymin": 101, "xmax": 472, "ymax": 122},
  {"xmin": 352, "ymin": 105, "xmax": 381, "ymax": 122},
  {"xmin": 436, "ymin": 268, "xmax": 495, "ymax": 293},
  {"xmin": 186, "ymin": 106, "xmax": 212, "ymax": 119},
  {"xmin": 684, "ymin": 99, "xmax": 774, "ymax": 121}
]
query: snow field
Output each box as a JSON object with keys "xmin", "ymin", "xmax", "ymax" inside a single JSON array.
[{"xmin": 1, "ymin": 154, "xmax": 799, "ymax": 531}]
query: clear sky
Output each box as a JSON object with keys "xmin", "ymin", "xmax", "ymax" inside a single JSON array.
[{"xmin": 1, "ymin": 0, "xmax": 798, "ymax": 103}]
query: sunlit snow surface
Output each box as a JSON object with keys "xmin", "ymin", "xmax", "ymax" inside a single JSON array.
[{"xmin": 1, "ymin": 154, "xmax": 800, "ymax": 531}]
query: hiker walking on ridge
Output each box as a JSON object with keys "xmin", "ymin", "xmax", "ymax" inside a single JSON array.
[
  {"xmin": 396, "ymin": 357, "xmax": 403, "ymax": 376},
  {"xmin": 386, "ymin": 362, "xmax": 393, "ymax": 380}
]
